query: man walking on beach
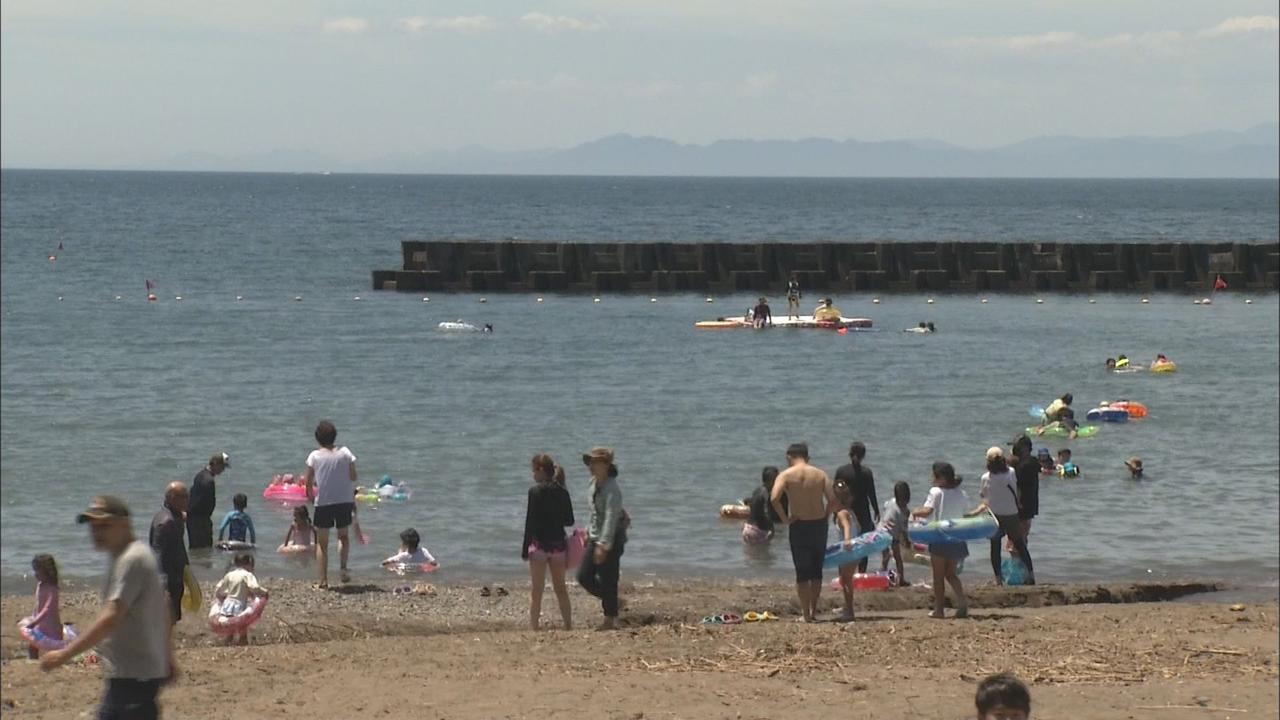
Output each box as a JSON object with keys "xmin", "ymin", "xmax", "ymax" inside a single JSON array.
[
  {"xmin": 771, "ymin": 443, "xmax": 838, "ymax": 622},
  {"xmin": 187, "ymin": 452, "xmax": 228, "ymax": 549},
  {"xmin": 42, "ymin": 496, "xmax": 176, "ymax": 719},
  {"xmin": 149, "ymin": 482, "xmax": 189, "ymax": 624}
]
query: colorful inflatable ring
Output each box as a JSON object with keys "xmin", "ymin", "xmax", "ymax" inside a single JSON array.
[
  {"xmin": 277, "ymin": 543, "xmax": 312, "ymax": 556},
  {"xmin": 908, "ymin": 514, "xmax": 999, "ymax": 545},
  {"xmin": 1085, "ymin": 407, "xmax": 1129, "ymax": 423},
  {"xmin": 829, "ymin": 571, "xmax": 894, "ymax": 592},
  {"xmin": 1108, "ymin": 400, "xmax": 1148, "ymax": 418},
  {"xmin": 263, "ymin": 478, "xmax": 309, "ymax": 504},
  {"xmin": 1150, "ymin": 361, "xmax": 1177, "ymax": 374},
  {"xmin": 822, "ymin": 530, "xmax": 893, "ymax": 569},
  {"xmin": 207, "ymin": 595, "xmax": 268, "ymax": 636},
  {"xmin": 565, "ymin": 527, "xmax": 587, "ymax": 570},
  {"xmin": 385, "ymin": 562, "xmax": 439, "ymax": 576},
  {"xmin": 216, "ymin": 540, "xmax": 255, "ymax": 552},
  {"xmin": 719, "ymin": 504, "xmax": 750, "ymax": 519},
  {"xmin": 18, "ymin": 620, "xmax": 77, "ymax": 651}
]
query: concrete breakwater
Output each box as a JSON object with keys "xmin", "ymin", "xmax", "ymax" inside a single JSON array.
[{"xmin": 372, "ymin": 241, "xmax": 1280, "ymax": 293}]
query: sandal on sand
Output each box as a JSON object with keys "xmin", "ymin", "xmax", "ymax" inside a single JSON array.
[
  {"xmin": 392, "ymin": 585, "xmax": 412, "ymax": 595},
  {"xmin": 701, "ymin": 614, "xmax": 741, "ymax": 625},
  {"xmin": 744, "ymin": 612, "xmax": 764, "ymax": 622},
  {"xmin": 496, "ymin": 586, "xmax": 509, "ymax": 597},
  {"xmin": 480, "ymin": 586, "xmax": 492, "ymax": 597}
]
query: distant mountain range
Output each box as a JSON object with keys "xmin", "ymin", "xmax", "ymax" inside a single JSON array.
[{"xmin": 57, "ymin": 123, "xmax": 1280, "ymax": 177}]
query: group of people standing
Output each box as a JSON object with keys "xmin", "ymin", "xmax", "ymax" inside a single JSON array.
[{"xmin": 760, "ymin": 437, "xmax": 1041, "ymax": 622}]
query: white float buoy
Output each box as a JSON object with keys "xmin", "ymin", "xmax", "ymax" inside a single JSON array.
[
  {"xmin": 1141, "ymin": 298, "xmax": 1150, "ymax": 304},
  {"xmin": 980, "ymin": 298, "xmax": 989, "ymax": 304},
  {"xmin": 1036, "ymin": 298, "xmax": 1044, "ymax": 304},
  {"xmin": 1199, "ymin": 298, "xmax": 1211, "ymax": 305},
  {"xmin": 147, "ymin": 294, "xmax": 158, "ymax": 302},
  {"xmin": 479, "ymin": 297, "xmax": 487, "ymax": 304},
  {"xmin": 115, "ymin": 296, "xmax": 123, "ymax": 301},
  {"xmin": 705, "ymin": 297, "xmax": 714, "ymax": 303},
  {"xmin": 649, "ymin": 298, "xmax": 657, "ymax": 303},
  {"xmin": 593, "ymin": 297, "xmax": 601, "ymax": 303},
  {"xmin": 871, "ymin": 298, "xmax": 880, "ymax": 304},
  {"xmin": 57, "ymin": 296, "xmax": 64, "ymax": 301},
  {"xmin": 293, "ymin": 296, "xmax": 303, "ymax": 302},
  {"xmin": 236, "ymin": 296, "xmax": 243, "ymax": 301},
  {"xmin": 1245, "ymin": 299, "xmax": 1253, "ymax": 304},
  {"xmin": 1192, "ymin": 299, "xmax": 1201, "ymax": 305},
  {"xmin": 353, "ymin": 296, "xmax": 362, "ymax": 301},
  {"xmin": 1088, "ymin": 298, "xmax": 1097, "ymax": 304},
  {"xmin": 536, "ymin": 297, "xmax": 544, "ymax": 303},
  {"xmin": 422, "ymin": 297, "xmax": 430, "ymax": 303},
  {"xmin": 926, "ymin": 298, "xmax": 935, "ymax": 304}
]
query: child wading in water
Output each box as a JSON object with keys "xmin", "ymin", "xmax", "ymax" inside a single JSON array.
[
  {"xmin": 382, "ymin": 528, "xmax": 438, "ymax": 573},
  {"xmin": 878, "ymin": 481, "xmax": 911, "ymax": 586},
  {"xmin": 521, "ymin": 453, "xmax": 576, "ymax": 630},
  {"xmin": 19, "ymin": 555, "xmax": 63, "ymax": 658},
  {"xmin": 912, "ymin": 461, "xmax": 973, "ymax": 619},
  {"xmin": 212, "ymin": 553, "xmax": 268, "ymax": 645},
  {"xmin": 278, "ymin": 505, "xmax": 316, "ymax": 554},
  {"xmin": 217, "ymin": 493, "xmax": 257, "ymax": 546}
]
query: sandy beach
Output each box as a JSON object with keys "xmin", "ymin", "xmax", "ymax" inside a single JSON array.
[{"xmin": 1, "ymin": 579, "xmax": 1275, "ymax": 719}]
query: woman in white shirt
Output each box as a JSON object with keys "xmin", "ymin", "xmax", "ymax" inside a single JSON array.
[
  {"xmin": 972, "ymin": 447, "xmax": 1035, "ymax": 586},
  {"xmin": 304, "ymin": 420, "xmax": 358, "ymax": 589},
  {"xmin": 911, "ymin": 461, "xmax": 974, "ymax": 619}
]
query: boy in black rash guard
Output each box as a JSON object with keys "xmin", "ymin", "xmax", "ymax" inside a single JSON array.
[{"xmin": 834, "ymin": 442, "xmax": 879, "ymax": 572}]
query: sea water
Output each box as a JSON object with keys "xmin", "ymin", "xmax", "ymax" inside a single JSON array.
[{"xmin": 2, "ymin": 170, "xmax": 1277, "ymax": 590}]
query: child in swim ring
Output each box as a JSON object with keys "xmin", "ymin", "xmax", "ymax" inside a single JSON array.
[
  {"xmin": 1037, "ymin": 448, "xmax": 1056, "ymax": 476},
  {"xmin": 278, "ymin": 505, "xmax": 315, "ymax": 554},
  {"xmin": 382, "ymin": 528, "xmax": 438, "ymax": 574},
  {"xmin": 1055, "ymin": 449, "xmax": 1080, "ymax": 478},
  {"xmin": 213, "ymin": 553, "xmax": 268, "ymax": 645},
  {"xmin": 19, "ymin": 554, "xmax": 63, "ymax": 659}
]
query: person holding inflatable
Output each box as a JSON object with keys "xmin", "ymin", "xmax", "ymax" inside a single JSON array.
[
  {"xmin": 830, "ymin": 480, "xmax": 860, "ymax": 623},
  {"xmin": 834, "ymin": 442, "xmax": 879, "ymax": 573},
  {"xmin": 521, "ymin": 454, "xmax": 576, "ymax": 630},
  {"xmin": 971, "ymin": 447, "xmax": 1035, "ymax": 586},
  {"xmin": 578, "ymin": 447, "xmax": 629, "ymax": 631},
  {"xmin": 383, "ymin": 528, "xmax": 438, "ymax": 572},
  {"xmin": 18, "ymin": 554, "xmax": 64, "ymax": 659},
  {"xmin": 211, "ymin": 553, "xmax": 268, "ymax": 646},
  {"xmin": 41, "ymin": 496, "xmax": 175, "ymax": 720},
  {"xmin": 743, "ymin": 466, "xmax": 783, "ymax": 544},
  {"xmin": 1036, "ymin": 393, "xmax": 1078, "ymax": 440},
  {"xmin": 910, "ymin": 462, "xmax": 972, "ymax": 619}
]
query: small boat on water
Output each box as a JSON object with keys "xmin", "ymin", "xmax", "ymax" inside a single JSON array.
[{"xmin": 695, "ymin": 315, "xmax": 873, "ymax": 330}]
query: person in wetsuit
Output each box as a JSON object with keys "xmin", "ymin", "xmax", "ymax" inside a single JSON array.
[
  {"xmin": 786, "ymin": 275, "xmax": 801, "ymax": 319},
  {"xmin": 751, "ymin": 297, "xmax": 773, "ymax": 328},
  {"xmin": 833, "ymin": 442, "xmax": 880, "ymax": 573},
  {"xmin": 771, "ymin": 443, "xmax": 838, "ymax": 623}
]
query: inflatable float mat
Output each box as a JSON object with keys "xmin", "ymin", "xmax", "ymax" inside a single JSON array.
[
  {"xmin": 1085, "ymin": 407, "xmax": 1129, "ymax": 423},
  {"xmin": 822, "ymin": 530, "xmax": 892, "ymax": 569},
  {"xmin": 719, "ymin": 503, "xmax": 750, "ymax": 519},
  {"xmin": 907, "ymin": 514, "xmax": 999, "ymax": 545},
  {"xmin": 1026, "ymin": 424, "xmax": 1100, "ymax": 438}
]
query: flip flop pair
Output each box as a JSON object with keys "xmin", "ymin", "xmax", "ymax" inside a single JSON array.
[
  {"xmin": 700, "ymin": 613, "xmax": 743, "ymax": 625},
  {"xmin": 743, "ymin": 611, "xmax": 779, "ymax": 622}
]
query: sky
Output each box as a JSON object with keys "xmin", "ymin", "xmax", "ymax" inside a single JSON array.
[{"xmin": 1, "ymin": 1, "xmax": 1277, "ymax": 168}]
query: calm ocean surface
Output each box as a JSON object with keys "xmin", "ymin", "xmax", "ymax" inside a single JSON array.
[{"xmin": 1, "ymin": 170, "xmax": 1277, "ymax": 591}]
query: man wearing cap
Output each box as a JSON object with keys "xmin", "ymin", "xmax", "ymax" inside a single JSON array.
[
  {"xmin": 187, "ymin": 453, "xmax": 228, "ymax": 549},
  {"xmin": 150, "ymin": 482, "xmax": 189, "ymax": 624},
  {"xmin": 813, "ymin": 297, "xmax": 842, "ymax": 322},
  {"xmin": 41, "ymin": 497, "xmax": 175, "ymax": 718},
  {"xmin": 1009, "ymin": 435, "xmax": 1040, "ymax": 542}
]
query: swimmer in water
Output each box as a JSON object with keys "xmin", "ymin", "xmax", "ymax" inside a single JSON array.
[
  {"xmin": 1124, "ymin": 456, "xmax": 1144, "ymax": 479},
  {"xmin": 1036, "ymin": 394, "xmax": 1078, "ymax": 439},
  {"xmin": 1105, "ymin": 358, "xmax": 1116, "ymax": 371},
  {"xmin": 483, "ymin": 324, "xmax": 493, "ymax": 333}
]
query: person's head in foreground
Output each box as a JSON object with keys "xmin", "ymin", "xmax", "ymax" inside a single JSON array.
[
  {"xmin": 233, "ymin": 493, "xmax": 248, "ymax": 512},
  {"xmin": 315, "ymin": 420, "xmax": 337, "ymax": 449},
  {"xmin": 76, "ymin": 496, "xmax": 134, "ymax": 554},
  {"xmin": 975, "ymin": 672, "xmax": 1031, "ymax": 720}
]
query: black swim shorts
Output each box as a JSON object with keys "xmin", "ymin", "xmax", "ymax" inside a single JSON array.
[
  {"xmin": 788, "ymin": 518, "xmax": 828, "ymax": 583},
  {"xmin": 313, "ymin": 502, "xmax": 354, "ymax": 530}
]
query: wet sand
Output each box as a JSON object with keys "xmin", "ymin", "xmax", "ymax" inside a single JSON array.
[{"xmin": 2, "ymin": 579, "xmax": 1276, "ymax": 719}]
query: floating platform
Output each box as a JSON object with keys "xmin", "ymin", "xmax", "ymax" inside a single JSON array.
[{"xmin": 372, "ymin": 240, "xmax": 1280, "ymax": 293}]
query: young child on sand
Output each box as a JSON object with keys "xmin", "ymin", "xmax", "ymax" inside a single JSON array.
[
  {"xmin": 831, "ymin": 479, "xmax": 859, "ymax": 623},
  {"xmin": 975, "ymin": 672, "xmax": 1032, "ymax": 719},
  {"xmin": 878, "ymin": 481, "xmax": 911, "ymax": 586},
  {"xmin": 212, "ymin": 553, "xmax": 268, "ymax": 645},
  {"xmin": 278, "ymin": 505, "xmax": 316, "ymax": 553},
  {"xmin": 19, "ymin": 554, "xmax": 63, "ymax": 659},
  {"xmin": 382, "ymin": 528, "xmax": 438, "ymax": 572},
  {"xmin": 217, "ymin": 493, "xmax": 257, "ymax": 546}
]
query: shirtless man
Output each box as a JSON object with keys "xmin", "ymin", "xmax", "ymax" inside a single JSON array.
[{"xmin": 771, "ymin": 443, "xmax": 838, "ymax": 622}]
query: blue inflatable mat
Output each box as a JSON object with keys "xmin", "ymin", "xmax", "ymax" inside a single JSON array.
[{"xmin": 822, "ymin": 530, "xmax": 892, "ymax": 569}]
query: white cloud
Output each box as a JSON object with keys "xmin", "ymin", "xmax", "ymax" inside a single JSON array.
[
  {"xmin": 738, "ymin": 72, "xmax": 780, "ymax": 97},
  {"xmin": 322, "ymin": 17, "xmax": 368, "ymax": 34},
  {"xmin": 953, "ymin": 29, "xmax": 1183, "ymax": 52},
  {"xmin": 520, "ymin": 12, "xmax": 607, "ymax": 33},
  {"xmin": 1201, "ymin": 15, "xmax": 1280, "ymax": 37},
  {"xmin": 398, "ymin": 15, "xmax": 495, "ymax": 34}
]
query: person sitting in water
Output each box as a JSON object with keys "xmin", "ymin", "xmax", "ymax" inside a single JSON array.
[
  {"xmin": 751, "ymin": 297, "xmax": 773, "ymax": 328},
  {"xmin": 1152, "ymin": 353, "xmax": 1172, "ymax": 366},
  {"xmin": 1037, "ymin": 394, "xmax": 1079, "ymax": 439},
  {"xmin": 743, "ymin": 467, "xmax": 782, "ymax": 543},
  {"xmin": 1125, "ymin": 456, "xmax": 1144, "ymax": 479},
  {"xmin": 1055, "ymin": 448, "xmax": 1080, "ymax": 477},
  {"xmin": 1115, "ymin": 354, "xmax": 1144, "ymax": 371},
  {"xmin": 926, "ymin": 322, "xmax": 936, "ymax": 332},
  {"xmin": 812, "ymin": 297, "xmax": 842, "ymax": 322},
  {"xmin": 1037, "ymin": 448, "xmax": 1056, "ymax": 476},
  {"xmin": 216, "ymin": 493, "xmax": 256, "ymax": 547},
  {"xmin": 483, "ymin": 323, "xmax": 494, "ymax": 333}
]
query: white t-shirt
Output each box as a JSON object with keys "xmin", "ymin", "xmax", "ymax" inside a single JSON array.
[
  {"xmin": 385, "ymin": 547, "xmax": 437, "ymax": 566},
  {"xmin": 214, "ymin": 567, "xmax": 263, "ymax": 605},
  {"xmin": 980, "ymin": 469, "xmax": 1020, "ymax": 516},
  {"xmin": 923, "ymin": 486, "xmax": 970, "ymax": 522},
  {"xmin": 307, "ymin": 446, "xmax": 357, "ymax": 507}
]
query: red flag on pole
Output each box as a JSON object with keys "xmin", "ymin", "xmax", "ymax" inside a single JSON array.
[{"xmin": 1214, "ymin": 275, "xmax": 1227, "ymax": 291}]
